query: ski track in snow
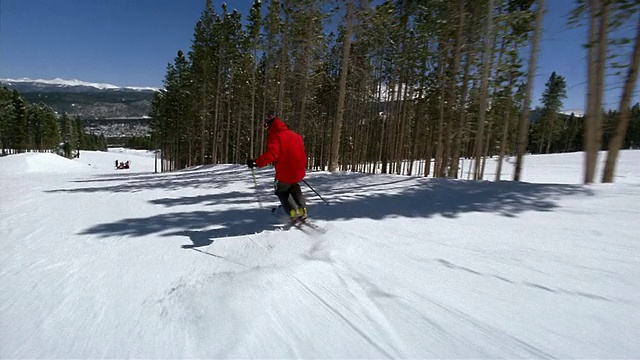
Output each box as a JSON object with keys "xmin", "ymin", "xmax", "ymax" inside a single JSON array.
[{"xmin": 1, "ymin": 149, "xmax": 639, "ymax": 358}]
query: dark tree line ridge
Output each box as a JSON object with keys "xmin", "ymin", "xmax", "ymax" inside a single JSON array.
[{"xmin": 1, "ymin": 87, "xmax": 109, "ymax": 156}]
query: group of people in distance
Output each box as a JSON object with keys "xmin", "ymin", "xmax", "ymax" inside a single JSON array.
[{"xmin": 115, "ymin": 160, "xmax": 130, "ymax": 170}]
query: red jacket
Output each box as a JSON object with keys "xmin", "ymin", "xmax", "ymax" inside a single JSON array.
[{"xmin": 255, "ymin": 118, "xmax": 307, "ymax": 184}]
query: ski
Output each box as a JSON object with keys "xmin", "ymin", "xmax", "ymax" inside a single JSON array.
[
  {"xmin": 292, "ymin": 220, "xmax": 327, "ymax": 234},
  {"xmin": 270, "ymin": 206, "xmax": 327, "ymax": 234}
]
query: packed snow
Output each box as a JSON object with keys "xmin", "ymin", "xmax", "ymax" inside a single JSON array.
[
  {"xmin": 1, "ymin": 152, "xmax": 91, "ymax": 175},
  {"xmin": 1, "ymin": 148, "xmax": 639, "ymax": 358}
]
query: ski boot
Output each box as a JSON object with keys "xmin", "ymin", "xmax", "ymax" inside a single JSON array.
[{"xmin": 289, "ymin": 208, "xmax": 308, "ymax": 225}]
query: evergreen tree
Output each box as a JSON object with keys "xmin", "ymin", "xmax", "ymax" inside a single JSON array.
[
  {"xmin": 59, "ymin": 113, "xmax": 73, "ymax": 157},
  {"xmin": 247, "ymin": 0, "xmax": 262, "ymax": 159},
  {"xmin": 514, "ymin": 0, "xmax": 545, "ymax": 181},
  {"xmin": 0, "ymin": 87, "xmax": 15, "ymax": 155},
  {"xmin": 533, "ymin": 71, "xmax": 567, "ymax": 153},
  {"xmin": 329, "ymin": 0, "xmax": 355, "ymax": 172},
  {"xmin": 12, "ymin": 90, "xmax": 29, "ymax": 153},
  {"xmin": 41, "ymin": 107, "xmax": 61, "ymax": 150},
  {"xmin": 188, "ymin": 0, "xmax": 219, "ymax": 165},
  {"xmin": 602, "ymin": 11, "xmax": 640, "ymax": 182},
  {"xmin": 141, "ymin": 0, "xmax": 552, "ymax": 180},
  {"xmin": 74, "ymin": 116, "xmax": 85, "ymax": 149}
]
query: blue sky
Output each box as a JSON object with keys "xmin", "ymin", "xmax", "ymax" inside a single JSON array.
[{"xmin": 0, "ymin": 0, "xmax": 637, "ymax": 112}]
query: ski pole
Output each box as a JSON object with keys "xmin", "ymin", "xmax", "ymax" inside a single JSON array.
[
  {"xmin": 302, "ymin": 179, "xmax": 330, "ymax": 205},
  {"xmin": 251, "ymin": 168, "xmax": 263, "ymax": 208}
]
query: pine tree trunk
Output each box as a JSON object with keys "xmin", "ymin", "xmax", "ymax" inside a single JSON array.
[
  {"xmin": 545, "ymin": 122, "xmax": 553, "ymax": 154},
  {"xmin": 473, "ymin": 0, "xmax": 494, "ymax": 180},
  {"xmin": 584, "ymin": 1, "xmax": 598, "ymax": 183},
  {"xmin": 387, "ymin": 82, "xmax": 399, "ymax": 174},
  {"xmin": 593, "ymin": 1, "xmax": 608, "ymax": 155},
  {"xmin": 212, "ymin": 58, "xmax": 222, "ymax": 164},
  {"xmin": 424, "ymin": 128, "xmax": 433, "ymax": 177},
  {"xmin": 375, "ymin": 66, "xmax": 386, "ymax": 172},
  {"xmin": 481, "ymin": 120, "xmax": 493, "ymax": 178},
  {"xmin": 514, "ymin": 0, "xmax": 544, "ymax": 181},
  {"xmin": 234, "ymin": 106, "xmax": 241, "ymax": 164},
  {"xmin": 443, "ymin": 0, "xmax": 466, "ymax": 178},
  {"xmin": 584, "ymin": 0, "xmax": 608, "ymax": 184},
  {"xmin": 584, "ymin": 0, "xmax": 609, "ymax": 184},
  {"xmin": 260, "ymin": 63, "xmax": 268, "ymax": 154},
  {"xmin": 496, "ymin": 66, "xmax": 517, "ymax": 181},
  {"xmin": 250, "ymin": 48, "xmax": 257, "ymax": 159},
  {"xmin": 434, "ymin": 48, "xmax": 446, "ymax": 177},
  {"xmin": 329, "ymin": 0, "xmax": 355, "ymax": 172},
  {"xmin": 602, "ymin": 19, "xmax": 640, "ymax": 183},
  {"xmin": 396, "ymin": 82, "xmax": 410, "ymax": 175},
  {"xmin": 225, "ymin": 71, "xmax": 233, "ymax": 163},
  {"xmin": 410, "ymin": 86, "xmax": 425, "ymax": 176},
  {"xmin": 298, "ymin": 43, "xmax": 311, "ymax": 138},
  {"xmin": 449, "ymin": 41, "xmax": 473, "ymax": 178},
  {"xmin": 200, "ymin": 79, "xmax": 207, "ymax": 164},
  {"xmin": 478, "ymin": 30, "xmax": 506, "ymax": 179},
  {"xmin": 278, "ymin": 0, "xmax": 289, "ymax": 117}
]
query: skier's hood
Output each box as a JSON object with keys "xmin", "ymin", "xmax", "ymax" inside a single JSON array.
[{"xmin": 269, "ymin": 118, "xmax": 288, "ymax": 133}]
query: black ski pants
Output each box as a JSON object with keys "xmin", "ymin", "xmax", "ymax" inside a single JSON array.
[{"xmin": 274, "ymin": 180, "xmax": 306, "ymax": 216}]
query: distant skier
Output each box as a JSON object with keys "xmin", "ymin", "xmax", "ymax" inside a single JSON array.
[
  {"xmin": 63, "ymin": 142, "xmax": 71, "ymax": 158},
  {"xmin": 247, "ymin": 115, "xmax": 309, "ymax": 224}
]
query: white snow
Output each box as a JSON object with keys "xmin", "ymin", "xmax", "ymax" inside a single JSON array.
[
  {"xmin": 2, "ymin": 152, "xmax": 91, "ymax": 175},
  {"xmin": 1, "ymin": 149, "xmax": 639, "ymax": 358}
]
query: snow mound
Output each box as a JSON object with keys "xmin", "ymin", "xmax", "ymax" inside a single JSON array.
[{"xmin": 0, "ymin": 152, "xmax": 90, "ymax": 175}]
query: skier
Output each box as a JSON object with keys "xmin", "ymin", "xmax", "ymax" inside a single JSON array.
[{"xmin": 247, "ymin": 115, "xmax": 309, "ymax": 224}]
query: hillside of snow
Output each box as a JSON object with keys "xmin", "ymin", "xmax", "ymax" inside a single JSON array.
[
  {"xmin": 1, "ymin": 149, "xmax": 639, "ymax": 358},
  {"xmin": 1, "ymin": 152, "xmax": 92, "ymax": 174}
]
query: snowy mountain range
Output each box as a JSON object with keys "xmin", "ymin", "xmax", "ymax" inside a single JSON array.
[
  {"xmin": 0, "ymin": 77, "xmax": 157, "ymax": 119},
  {"xmin": 559, "ymin": 109, "xmax": 586, "ymax": 117},
  {"xmin": 0, "ymin": 77, "xmax": 159, "ymax": 92}
]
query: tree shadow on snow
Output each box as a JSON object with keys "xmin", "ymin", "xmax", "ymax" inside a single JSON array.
[
  {"xmin": 46, "ymin": 165, "xmax": 264, "ymax": 193},
  {"xmin": 78, "ymin": 170, "xmax": 593, "ymax": 247}
]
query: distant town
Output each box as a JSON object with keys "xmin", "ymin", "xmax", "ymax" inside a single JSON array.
[{"xmin": 83, "ymin": 118, "xmax": 150, "ymax": 138}]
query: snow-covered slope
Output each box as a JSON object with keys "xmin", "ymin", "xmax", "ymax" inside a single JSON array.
[
  {"xmin": 1, "ymin": 150, "xmax": 638, "ymax": 358},
  {"xmin": 1, "ymin": 152, "xmax": 91, "ymax": 175}
]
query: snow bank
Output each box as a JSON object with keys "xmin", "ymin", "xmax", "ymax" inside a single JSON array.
[
  {"xmin": 0, "ymin": 149, "xmax": 160, "ymax": 177},
  {"xmin": 0, "ymin": 152, "xmax": 90, "ymax": 175}
]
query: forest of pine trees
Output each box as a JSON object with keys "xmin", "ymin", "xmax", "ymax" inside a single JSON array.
[
  {"xmin": 0, "ymin": 87, "xmax": 109, "ymax": 156},
  {"xmin": 2, "ymin": 0, "xmax": 632, "ymax": 184},
  {"xmin": 149, "ymin": 0, "xmax": 640, "ymax": 183}
]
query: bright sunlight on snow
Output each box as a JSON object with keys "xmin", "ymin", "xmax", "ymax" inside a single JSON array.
[{"xmin": 1, "ymin": 149, "xmax": 639, "ymax": 358}]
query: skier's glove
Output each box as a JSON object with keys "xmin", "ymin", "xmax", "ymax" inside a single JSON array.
[{"xmin": 246, "ymin": 159, "xmax": 257, "ymax": 168}]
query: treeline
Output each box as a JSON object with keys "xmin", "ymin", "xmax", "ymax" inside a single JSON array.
[
  {"xmin": 528, "ymin": 71, "xmax": 640, "ymax": 154},
  {"xmin": 150, "ymin": 0, "xmax": 640, "ymax": 183},
  {"xmin": 124, "ymin": 136, "xmax": 154, "ymax": 150},
  {"xmin": 528, "ymin": 105, "xmax": 640, "ymax": 155},
  {"xmin": 0, "ymin": 87, "xmax": 108, "ymax": 156}
]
